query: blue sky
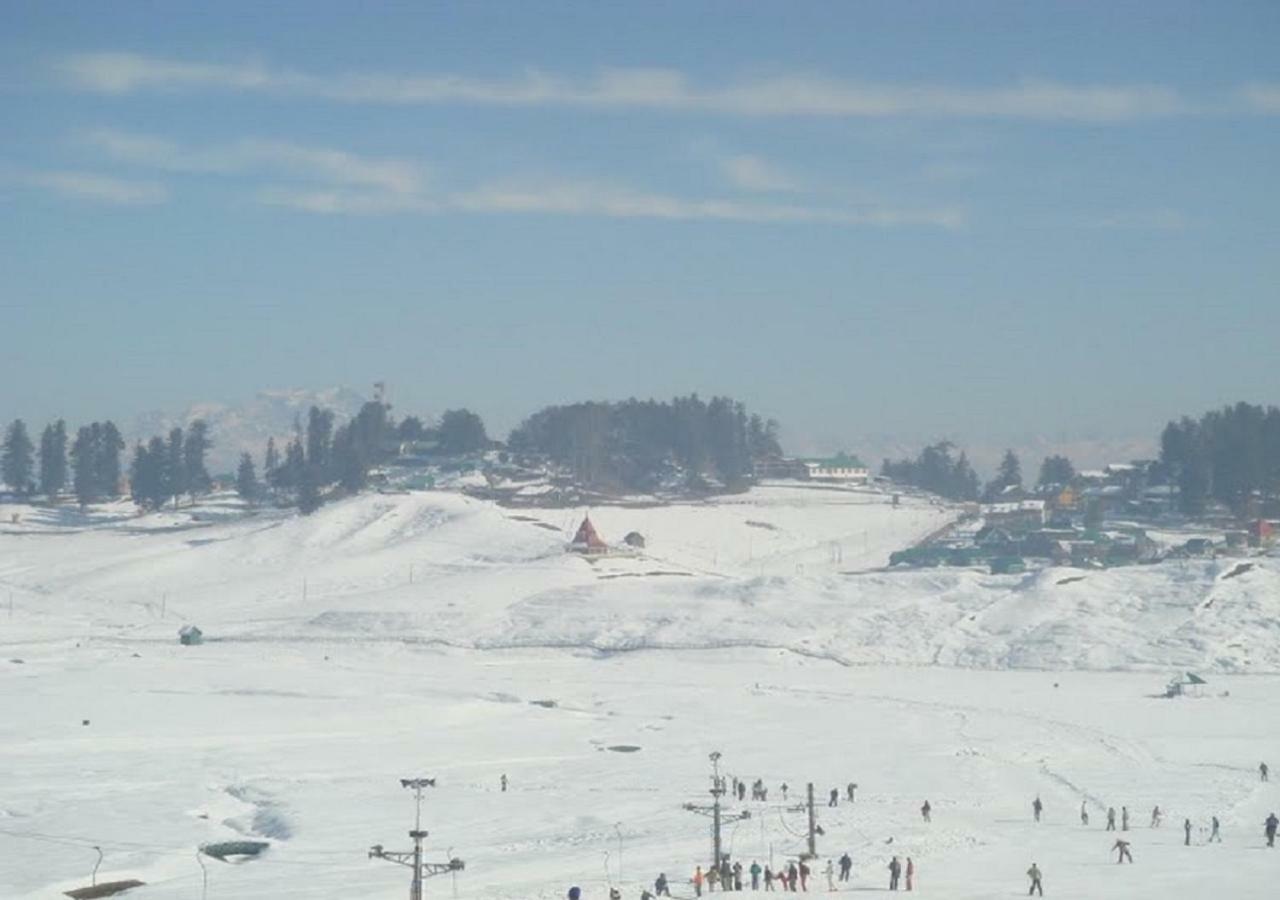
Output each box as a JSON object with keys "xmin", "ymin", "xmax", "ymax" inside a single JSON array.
[{"xmin": 3, "ymin": 1, "xmax": 1279, "ymax": 468}]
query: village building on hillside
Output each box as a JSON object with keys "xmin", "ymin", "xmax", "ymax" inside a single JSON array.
[
  {"xmin": 801, "ymin": 454, "xmax": 869, "ymax": 483},
  {"xmin": 981, "ymin": 499, "xmax": 1047, "ymax": 530}
]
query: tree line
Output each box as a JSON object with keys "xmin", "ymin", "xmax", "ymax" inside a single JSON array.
[
  {"xmin": 1159, "ymin": 401, "xmax": 1280, "ymax": 515},
  {"xmin": 507, "ymin": 394, "xmax": 782, "ymax": 493},
  {"xmin": 235, "ymin": 402, "xmax": 491, "ymax": 513},
  {"xmin": 3, "ymin": 419, "xmax": 128, "ymax": 506}
]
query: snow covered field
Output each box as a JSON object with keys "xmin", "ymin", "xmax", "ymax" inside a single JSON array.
[{"xmin": 2, "ymin": 485, "xmax": 1278, "ymax": 898}]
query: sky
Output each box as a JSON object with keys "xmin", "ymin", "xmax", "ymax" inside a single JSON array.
[{"xmin": 3, "ymin": 1, "xmax": 1279, "ymax": 469}]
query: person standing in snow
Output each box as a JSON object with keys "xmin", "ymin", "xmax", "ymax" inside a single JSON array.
[
  {"xmin": 1265, "ymin": 812, "xmax": 1278, "ymax": 848},
  {"xmin": 796, "ymin": 860, "xmax": 808, "ymax": 892},
  {"xmin": 763, "ymin": 865, "xmax": 774, "ymax": 892},
  {"xmin": 782, "ymin": 783, "xmax": 789, "ymax": 801},
  {"xmin": 1209, "ymin": 816, "xmax": 1221, "ymax": 842},
  {"xmin": 1150, "ymin": 805, "xmax": 1161, "ymax": 828},
  {"xmin": 500, "ymin": 773, "xmax": 508, "ymax": 792},
  {"xmin": 1032, "ymin": 796, "xmax": 1043, "ymax": 823},
  {"xmin": 829, "ymin": 788, "xmax": 839, "ymax": 808},
  {"xmin": 1121, "ymin": 806, "xmax": 1130, "ymax": 831},
  {"xmin": 847, "ymin": 782, "xmax": 857, "ymax": 803},
  {"xmin": 1112, "ymin": 838, "xmax": 1133, "ymax": 863},
  {"xmin": 1183, "ymin": 818, "xmax": 1193, "ymax": 845},
  {"xmin": 921, "ymin": 800, "xmax": 932, "ymax": 822},
  {"xmin": 568, "ymin": 888, "xmax": 582, "ymax": 900},
  {"xmin": 905, "ymin": 857, "xmax": 915, "ymax": 891},
  {"xmin": 1261, "ymin": 762, "xmax": 1270, "ymax": 782},
  {"xmin": 707, "ymin": 863, "xmax": 720, "ymax": 892},
  {"xmin": 838, "ymin": 852, "xmax": 852, "ymax": 882},
  {"xmin": 887, "ymin": 856, "xmax": 901, "ymax": 891},
  {"xmin": 750, "ymin": 860, "xmax": 762, "ymax": 890},
  {"xmin": 655, "ymin": 873, "xmax": 671, "ymax": 896},
  {"xmin": 824, "ymin": 859, "xmax": 835, "ymax": 891},
  {"xmin": 1026, "ymin": 863, "xmax": 1043, "ymax": 896},
  {"xmin": 734, "ymin": 860, "xmax": 743, "ymax": 891},
  {"xmin": 694, "ymin": 865, "xmax": 705, "ymax": 896},
  {"xmin": 1106, "ymin": 807, "xmax": 1117, "ymax": 831}
]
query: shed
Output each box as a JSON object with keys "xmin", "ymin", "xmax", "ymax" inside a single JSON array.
[
  {"xmin": 1164, "ymin": 672, "xmax": 1208, "ymax": 698},
  {"xmin": 178, "ymin": 625, "xmax": 203, "ymax": 646},
  {"xmin": 568, "ymin": 515, "xmax": 609, "ymax": 555}
]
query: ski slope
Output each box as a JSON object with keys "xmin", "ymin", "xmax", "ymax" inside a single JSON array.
[{"xmin": 2, "ymin": 485, "xmax": 1278, "ymax": 898}]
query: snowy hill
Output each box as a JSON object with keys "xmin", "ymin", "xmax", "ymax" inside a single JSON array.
[
  {"xmin": 3, "ymin": 484, "xmax": 1277, "ymax": 673},
  {"xmin": 2, "ymin": 483, "xmax": 1278, "ymax": 900}
]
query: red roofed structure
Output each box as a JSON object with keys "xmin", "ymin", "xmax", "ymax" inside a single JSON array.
[{"xmin": 569, "ymin": 515, "xmax": 609, "ymax": 555}]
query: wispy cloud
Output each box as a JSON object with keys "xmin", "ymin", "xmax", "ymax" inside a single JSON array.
[
  {"xmin": 450, "ymin": 179, "xmax": 961, "ymax": 228},
  {"xmin": 59, "ymin": 52, "xmax": 1213, "ymax": 122},
  {"xmin": 25, "ymin": 170, "xmax": 169, "ymax": 205},
  {"xmin": 720, "ymin": 154, "xmax": 799, "ymax": 192},
  {"xmin": 1239, "ymin": 83, "xmax": 1280, "ymax": 113},
  {"xmin": 1085, "ymin": 209, "xmax": 1191, "ymax": 231},
  {"xmin": 86, "ymin": 129, "xmax": 425, "ymax": 194},
  {"xmin": 77, "ymin": 128, "xmax": 958, "ymax": 227}
]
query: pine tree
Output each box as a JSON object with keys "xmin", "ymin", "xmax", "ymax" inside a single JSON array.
[
  {"xmin": 183, "ymin": 420, "xmax": 212, "ymax": 499},
  {"xmin": 130, "ymin": 442, "xmax": 163, "ymax": 510},
  {"xmin": 1037, "ymin": 455, "xmax": 1076, "ymax": 488},
  {"xmin": 305, "ymin": 407, "xmax": 334, "ymax": 481},
  {"xmin": 297, "ymin": 462, "xmax": 321, "ymax": 514},
  {"xmin": 264, "ymin": 437, "xmax": 281, "ymax": 493},
  {"xmin": 39, "ymin": 420, "xmax": 68, "ymax": 499},
  {"xmin": 165, "ymin": 427, "xmax": 187, "ymax": 507},
  {"xmin": 70, "ymin": 426, "xmax": 97, "ymax": 507},
  {"xmin": 235, "ymin": 452, "xmax": 260, "ymax": 504},
  {"xmin": 96, "ymin": 421, "xmax": 125, "ymax": 497},
  {"xmin": 2, "ymin": 420, "xmax": 35, "ymax": 495}
]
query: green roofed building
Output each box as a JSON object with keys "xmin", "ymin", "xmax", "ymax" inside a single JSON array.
[{"xmin": 802, "ymin": 453, "xmax": 869, "ymax": 483}]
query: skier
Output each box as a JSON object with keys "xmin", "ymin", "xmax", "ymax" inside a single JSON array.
[
  {"xmin": 1150, "ymin": 805, "xmax": 1161, "ymax": 828},
  {"xmin": 824, "ymin": 858, "xmax": 835, "ymax": 891},
  {"xmin": 764, "ymin": 865, "xmax": 774, "ymax": 892},
  {"xmin": 750, "ymin": 860, "xmax": 762, "ymax": 890},
  {"xmin": 1026, "ymin": 862, "xmax": 1043, "ymax": 896},
  {"xmin": 1080, "ymin": 801, "xmax": 1089, "ymax": 826},
  {"xmin": 1209, "ymin": 816, "xmax": 1221, "ymax": 843},
  {"xmin": 921, "ymin": 800, "xmax": 932, "ymax": 823},
  {"xmin": 1121, "ymin": 806, "xmax": 1130, "ymax": 831},
  {"xmin": 500, "ymin": 773, "xmax": 508, "ymax": 793},
  {"xmin": 655, "ymin": 873, "xmax": 671, "ymax": 896},
  {"xmin": 1262, "ymin": 762, "xmax": 1270, "ymax": 782},
  {"xmin": 1265, "ymin": 812, "xmax": 1278, "ymax": 848},
  {"xmin": 829, "ymin": 788, "xmax": 839, "ymax": 808},
  {"xmin": 1184, "ymin": 818, "xmax": 1192, "ymax": 846},
  {"xmin": 888, "ymin": 856, "xmax": 901, "ymax": 891},
  {"xmin": 905, "ymin": 857, "xmax": 915, "ymax": 891},
  {"xmin": 1112, "ymin": 838, "xmax": 1133, "ymax": 863},
  {"xmin": 1032, "ymin": 796, "xmax": 1043, "ymax": 823},
  {"xmin": 847, "ymin": 782, "xmax": 857, "ymax": 802},
  {"xmin": 838, "ymin": 852, "xmax": 852, "ymax": 882},
  {"xmin": 694, "ymin": 865, "xmax": 705, "ymax": 897},
  {"xmin": 1106, "ymin": 807, "xmax": 1117, "ymax": 831}
]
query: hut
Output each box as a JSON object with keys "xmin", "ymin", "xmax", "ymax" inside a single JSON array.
[
  {"xmin": 1164, "ymin": 672, "xmax": 1208, "ymax": 698},
  {"xmin": 178, "ymin": 625, "xmax": 203, "ymax": 646},
  {"xmin": 568, "ymin": 516, "xmax": 609, "ymax": 556}
]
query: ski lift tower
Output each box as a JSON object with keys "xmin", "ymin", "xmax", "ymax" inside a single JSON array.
[
  {"xmin": 683, "ymin": 751, "xmax": 750, "ymax": 868},
  {"xmin": 369, "ymin": 778, "xmax": 465, "ymax": 900}
]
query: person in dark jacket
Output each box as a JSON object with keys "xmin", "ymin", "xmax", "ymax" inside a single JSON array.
[
  {"xmin": 829, "ymin": 788, "xmax": 839, "ymax": 807},
  {"xmin": 838, "ymin": 852, "xmax": 852, "ymax": 882},
  {"xmin": 1033, "ymin": 796, "xmax": 1043, "ymax": 822},
  {"xmin": 655, "ymin": 872, "xmax": 671, "ymax": 896},
  {"xmin": 1112, "ymin": 838, "xmax": 1133, "ymax": 863},
  {"xmin": 888, "ymin": 856, "xmax": 901, "ymax": 891},
  {"xmin": 1026, "ymin": 863, "xmax": 1043, "ymax": 896},
  {"xmin": 763, "ymin": 865, "xmax": 774, "ymax": 892},
  {"xmin": 1183, "ymin": 818, "xmax": 1192, "ymax": 846},
  {"xmin": 1209, "ymin": 816, "xmax": 1221, "ymax": 842},
  {"xmin": 921, "ymin": 800, "xmax": 932, "ymax": 822},
  {"xmin": 1265, "ymin": 812, "xmax": 1278, "ymax": 847},
  {"xmin": 847, "ymin": 782, "xmax": 857, "ymax": 802},
  {"xmin": 1106, "ymin": 807, "xmax": 1117, "ymax": 831}
]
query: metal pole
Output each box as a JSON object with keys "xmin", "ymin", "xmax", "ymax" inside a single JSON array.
[
  {"xmin": 806, "ymin": 783, "xmax": 817, "ymax": 859},
  {"xmin": 92, "ymin": 846, "xmax": 102, "ymax": 886},
  {"xmin": 411, "ymin": 829, "xmax": 423, "ymax": 900},
  {"xmin": 615, "ymin": 822, "xmax": 623, "ymax": 881},
  {"xmin": 196, "ymin": 849, "xmax": 208, "ymax": 900},
  {"xmin": 713, "ymin": 791, "xmax": 722, "ymax": 867}
]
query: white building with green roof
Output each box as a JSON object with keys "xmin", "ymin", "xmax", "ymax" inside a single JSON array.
[{"xmin": 801, "ymin": 454, "xmax": 869, "ymax": 483}]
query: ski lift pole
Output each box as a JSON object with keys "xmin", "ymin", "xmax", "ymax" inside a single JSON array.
[
  {"xmin": 92, "ymin": 846, "xmax": 102, "ymax": 886},
  {"xmin": 196, "ymin": 847, "xmax": 208, "ymax": 900}
]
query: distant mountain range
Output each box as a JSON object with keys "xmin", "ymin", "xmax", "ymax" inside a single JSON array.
[{"xmin": 131, "ymin": 387, "xmax": 367, "ymax": 475}]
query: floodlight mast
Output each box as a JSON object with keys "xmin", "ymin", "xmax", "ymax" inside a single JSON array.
[
  {"xmin": 369, "ymin": 778, "xmax": 464, "ymax": 900},
  {"xmin": 683, "ymin": 751, "xmax": 749, "ymax": 869}
]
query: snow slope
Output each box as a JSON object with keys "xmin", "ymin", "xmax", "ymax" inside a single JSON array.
[{"xmin": 2, "ymin": 484, "xmax": 1278, "ymax": 899}]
